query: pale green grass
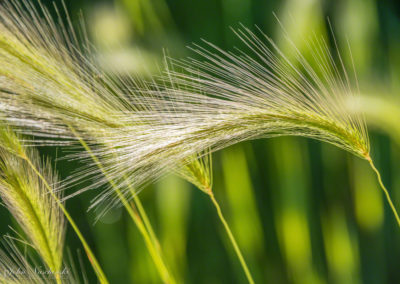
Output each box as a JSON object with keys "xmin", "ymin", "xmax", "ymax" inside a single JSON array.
[
  {"xmin": 0, "ymin": 129, "xmax": 64, "ymax": 280},
  {"xmin": 0, "ymin": 127, "xmax": 107, "ymax": 284}
]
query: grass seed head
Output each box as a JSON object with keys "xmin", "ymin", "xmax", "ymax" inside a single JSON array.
[
  {"xmin": 175, "ymin": 151, "xmax": 213, "ymax": 194},
  {"xmin": 0, "ymin": 0, "xmax": 370, "ymax": 210},
  {"xmin": 0, "ymin": 128, "xmax": 65, "ymax": 273}
]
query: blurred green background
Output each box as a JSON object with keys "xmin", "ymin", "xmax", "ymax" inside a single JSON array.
[{"xmin": 5, "ymin": 0, "xmax": 400, "ymax": 283}]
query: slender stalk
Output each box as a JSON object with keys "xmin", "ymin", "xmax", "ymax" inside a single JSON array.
[
  {"xmin": 70, "ymin": 128, "xmax": 175, "ymax": 284},
  {"xmin": 22, "ymin": 155, "xmax": 109, "ymax": 284},
  {"xmin": 130, "ymin": 190, "xmax": 161, "ymax": 251},
  {"xmin": 206, "ymin": 189, "xmax": 254, "ymax": 284},
  {"xmin": 128, "ymin": 200, "xmax": 173, "ymax": 283},
  {"xmin": 367, "ymin": 157, "xmax": 400, "ymax": 227}
]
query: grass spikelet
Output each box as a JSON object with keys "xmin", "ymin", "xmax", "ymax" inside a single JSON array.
[
  {"xmin": 0, "ymin": 132, "xmax": 64, "ymax": 276},
  {"xmin": 88, "ymin": 24, "xmax": 374, "ymax": 213},
  {"xmin": 176, "ymin": 152, "xmax": 254, "ymax": 283},
  {"xmin": 161, "ymin": 26, "xmax": 399, "ymax": 227},
  {"xmin": 66, "ymin": 23, "xmax": 374, "ymax": 211},
  {"xmin": 0, "ymin": 127, "xmax": 108, "ymax": 283},
  {"xmin": 175, "ymin": 151, "xmax": 213, "ymax": 194},
  {"xmin": 160, "ymin": 25, "xmax": 370, "ymax": 159}
]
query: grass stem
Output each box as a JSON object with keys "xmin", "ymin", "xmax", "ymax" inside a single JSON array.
[
  {"xmin": 132, "ymin": 194, "xmax": 161, "ymax": 252},
  {"xmin": 368, "ymin": 157, "xmax": 400, "ymax": 227},
  {"xmin": 207, "ymin": 189, "xmax": 254, "ymax": 284}
]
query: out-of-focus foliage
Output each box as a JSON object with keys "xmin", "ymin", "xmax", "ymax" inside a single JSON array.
[{"xmin": 11, "ymin": 0, "xmax": 400, "ymax": 283}]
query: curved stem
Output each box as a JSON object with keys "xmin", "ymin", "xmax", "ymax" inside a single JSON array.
[
  {"xmin": 71, "ymin": 129, "xmax": 174, "ymax": 283},
  {"xmin": 23, "ymin": 157, "xmax": 109, "ymax": 284},
  {"xmin": 115, "ymin": 190, "xmax": 173, "ymax": 284},
  {"xmin": 207, "ymin": 190, "xmax": 254, "ymax": 284},
  {"xmin": 368, "ymin": 157, "xmax": 400, "ymax": 227}
]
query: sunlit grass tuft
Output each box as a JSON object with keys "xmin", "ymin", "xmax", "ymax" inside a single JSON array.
[
  {"xmin": 0, "ymin": 127, "xmax": 108, "ymax": 283},
  {"xmin": 0, "ymin": 129, "xmax": 64, "ymax": 277}
]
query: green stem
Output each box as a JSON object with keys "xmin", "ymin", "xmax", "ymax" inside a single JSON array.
[
  {"xmin": 368, "ymin": 157, "xmax": 400, "ymax": 227},
  {"xmin": 128, "ymin": 200, "xmax": 173, "ymax": 283},
  {"xmin": 130, "ymin": 189, "xmax": 161, "ymax": 252},
  {"xmin": 23, "ymin": 157, "xmax": 109, "ymax": 284},
  {"xmin": 207, "ymin": 190, "xmax": 254, "ymax": 284},
  {"xmin": 70, "ymin": 128, "xmax": 174, "ymax": 284}
]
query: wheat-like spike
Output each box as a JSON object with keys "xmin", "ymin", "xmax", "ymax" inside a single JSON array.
[
  {"xmin": 0, "ymin": 130, "xmax": 65, "ymax": 275},
  {"xmin": 0, "ymin": 0, "xmax": 396, "ymax": 230},
  {"xmin": 0, "ymin": 0, "xmax": 369, "ymax": 205},
  {"xmin": 78, "ymin": 25, "xmax": 371, "ymax": 208},
  {"xmin": 175, "ymin": 151, "xmax": 213, "ymax": 194},
  {"xmin": 0, "ymin": 123, "xmax": 108, "ymax": 283},
  {"xmin": 159, "ymin": 29, "xmax": 369, "ymax": 156},
  {"xmin": 84, "ymin": 24, "xmax": 373, "ymax": 211}
]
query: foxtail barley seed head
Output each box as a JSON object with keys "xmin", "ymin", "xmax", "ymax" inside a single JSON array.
[
  {"xmin": 0, "ymin": 0, "xmax": 370, "ymax": 210},
  {"xmin": 0, "ymin": 128, "xmax": 65, "ymax": 273}
]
